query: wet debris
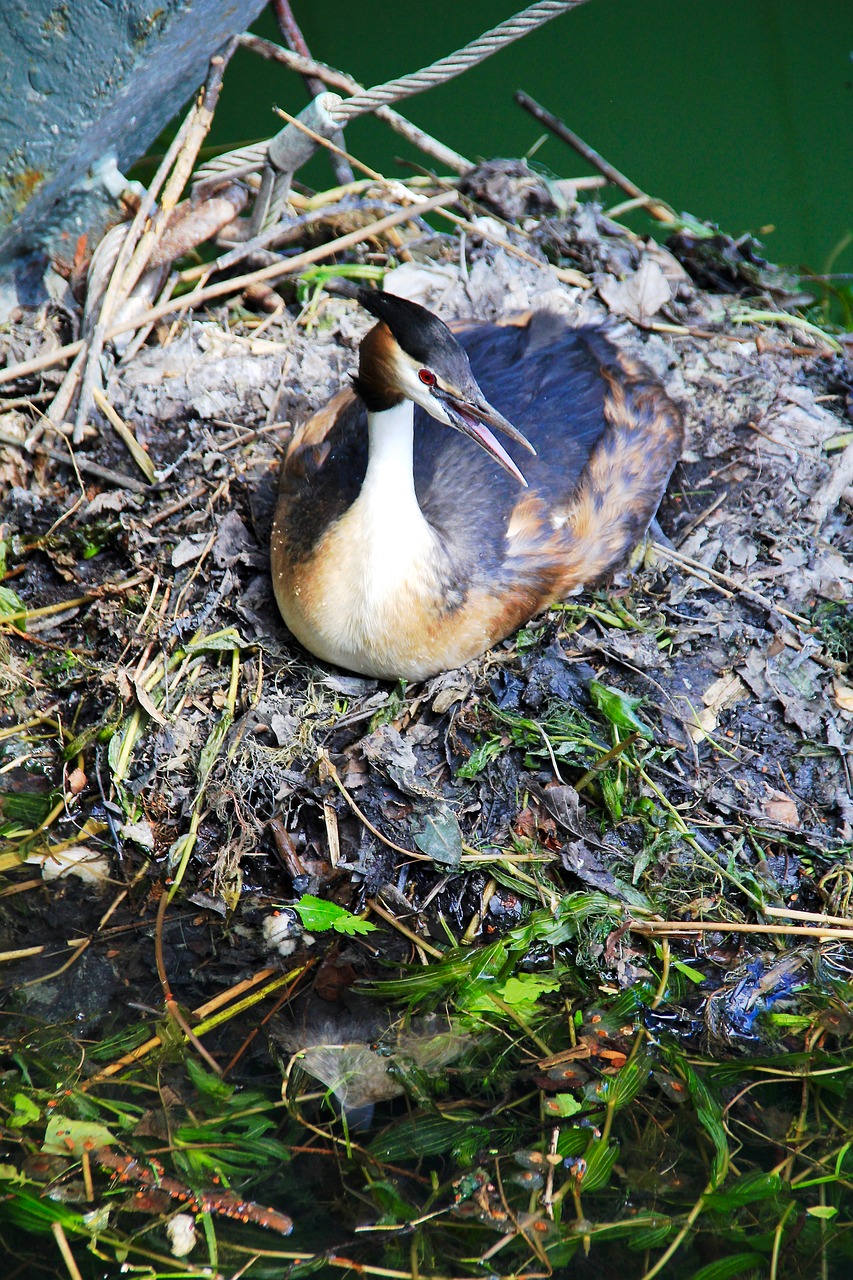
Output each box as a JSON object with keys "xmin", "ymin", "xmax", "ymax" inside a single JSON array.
[
  {"xmin": 1, "ymin": 114, "xmax": 852, "ymax": 1279},
  {"xmin": 665, "ymin": 219, "xmax": 807, "ymax": 301}
]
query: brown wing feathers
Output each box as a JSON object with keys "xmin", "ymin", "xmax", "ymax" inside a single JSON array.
[{"xmin": 501, "ymin": 341, "xmax": 683, "ymax": 600}]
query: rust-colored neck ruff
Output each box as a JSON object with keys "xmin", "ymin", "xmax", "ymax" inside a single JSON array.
[{"xmin": 352, "ymin": 322, "xmax": 405, "ymax": 413}]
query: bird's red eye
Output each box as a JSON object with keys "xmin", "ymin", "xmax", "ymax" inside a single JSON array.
[{"xmin": 418, "ymin": 369, "xmax": 436, "ymax": 386}]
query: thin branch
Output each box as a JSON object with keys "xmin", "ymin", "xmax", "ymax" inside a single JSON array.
[
  {"xmin": 0, "ymin": 190, "xmax": 457, "ymax": 389},
  {"xmin": 319, "ymin": 748, "xmax": 431, "ymax": 862},
  {"xmin": 104, "ymin": 188, "xmax": 460, "ymax": 336},
  {"xmin": 515, "ymin": 90, "xmax": 676, "ymax": 223},
  {"xmin": 154, "ymin": 889, "xmax": 223, "ymax": 1075},
  {"xmin": 654, "ymin": 541, "xmax": 815, "ymax": 630},
  {"xmin": 0, "ymin": 337, "xmax": 84, "ymax": 388},
  {"xmin": 366, "ymin": 897, "xmax": 445, "ymax": 959},
  {"xmin": 51, "ymin": 1223, "xmax": 84, "ymax": 1280},
  {"xmin": 763, "ymin": 904, "xmax": 853, "ymax": 927},
  {"xmin": 74, "ymin": 43, "xmax": 236, "ymax": 442},
  {"xmin": 91, "ymin": 387, "xmax": 156, "ymax": 482},
  {"xmin": 271, "ymin": 107, "xmax": 591, "ymax": 289},
  {"xmin": 630, "ymin": 918, "xmax": 853, "ymax": 942},
  {"xmin": 0, "ymin": 426, "xmax": 149, "ymax": 492}
]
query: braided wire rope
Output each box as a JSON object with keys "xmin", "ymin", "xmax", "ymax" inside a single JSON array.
[
  {"xmin": 195, "ymin": 0, "xmax": 587, "ymax": 225},
  {"xmin": 196, "ymin": 149, "xmax": 265, "ymax": 180},
  {"xmin": 333, "ymin": 0, "xmax": 586, "ymax": 123}
]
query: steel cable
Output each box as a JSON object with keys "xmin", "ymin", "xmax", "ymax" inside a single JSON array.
[
  {"xmin": 194, "ymin": 0, "xmax": 587, "ymax": 228},
  {"xmin": 332, "ymin": 1, "xmax": 588, "ymax": 123}
]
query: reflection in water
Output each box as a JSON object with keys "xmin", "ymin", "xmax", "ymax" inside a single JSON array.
[{"xmin": 275, "ymin": 1010, "xmax": 472, "ymax": 1128}]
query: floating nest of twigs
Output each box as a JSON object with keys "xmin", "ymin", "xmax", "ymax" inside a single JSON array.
[{"xmin": 1, "ymin": 33, "xmax": 853, "ymax": 1280}]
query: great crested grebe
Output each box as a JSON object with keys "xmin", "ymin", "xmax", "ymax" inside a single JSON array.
[{"xmin": 271, "ymin": 288, "xmax": 683, "ymax": 680}]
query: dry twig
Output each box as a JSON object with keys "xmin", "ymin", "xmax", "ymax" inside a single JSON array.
[
  {"xmin": 0, "ymin": 190, "xmax": 457, "ymax": 392},
  {"xmin": 73, "ymin": 45, "xmax": 235, "ymax": 442},
  {"xmin": 91, "ymin": 387, "xmax": 155, "ymax": 482},
  {"xmin": 654, "ymin": 541, "xmax": 814, "ymax": 630},
  {"xmin": 630, "ymin": 918, "xmax": 853, "ymax": 942},
  {"xmin": 272, "ymin": 104, "xmax": 590, "ymax": 288},
  {"xmin": 0, "ymin": 426, "xmax": 149, "ymax": 492},
  {"xmin": 515, "ymin": 90, "xmax": 676, "ymax": 223}
]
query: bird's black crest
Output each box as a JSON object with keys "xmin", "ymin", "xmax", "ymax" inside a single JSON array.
[{"xmin": 356, "ymin": 288, "xmax": 465, "ymax": 370}]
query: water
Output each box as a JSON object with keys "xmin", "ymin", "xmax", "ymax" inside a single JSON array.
[{"xmin": 203, "ymin": 0, "xmax": 853, "ymax": 278}]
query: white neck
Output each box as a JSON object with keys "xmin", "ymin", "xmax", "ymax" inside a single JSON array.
[
  {"xmin": 280, "ymin": 398, "xmax": 454, "ymax": 678},
  {"xmin": 342, "ymin": 399, "xmax": 437, "ymax": 609},
  {"xmin": 364, "ymin": 400, "xmax": 419, "ymax": 500}
]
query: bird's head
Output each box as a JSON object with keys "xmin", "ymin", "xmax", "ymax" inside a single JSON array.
[{"xmin": 352, "ymin": 288, "xmax": 535, "ymax": 486}]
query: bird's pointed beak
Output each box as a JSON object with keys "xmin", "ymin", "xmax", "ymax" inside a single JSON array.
[{"xmin": 439, "ymin": 392, "xmax": 536, "ymax": 488}]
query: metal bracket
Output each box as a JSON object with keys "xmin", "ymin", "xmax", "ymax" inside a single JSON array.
[{"xmin": 239, "ymin": 92, "xmax": 345, "ymax": 240}]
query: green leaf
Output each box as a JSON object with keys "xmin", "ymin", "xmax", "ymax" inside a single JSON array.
[
  {"xmin": 186, "ymin": 627, "xmax": 245, "ymax": 652},
  {"xmin": 0, "ymin": 791, "xmax": 58, "ymax": 825},
  {"xmin": 456, "ymin": 737, "xmax": 505, "ymax": 778},
  {"xmin": 0, "ymin": 584, "xmax": 24, "ymax": 620},
  {"xmin": 607, "ymin": 1051, "xmax": 652, "ymax": 1111},
  {"xmin": 293, "ymin": 894, "xmax": 377, "ymax": 936},
  {"xmin": 687, "ymin": 1254, "xmax": 767, "ymax": 1280},
  {"xmin": 580, "ymin": 1137, "xmax": 619, "ymax": 1193},
  {"xmin": 370, "ymin": 1178, "xmax": 420, "ymax": 1223},
  {"xmin": 370, "ymin": 1113, "xmax": 484, "ymax": 1161},
  {"xmin": 284, "ymin": 1256, "xmax": 332, "ymax": 1279},
  {"xmin": 555, "ymin": 1126, "xmax": 591, "ymax": 1158},
  {"xmin": 672, "ymin": 959, "xmax": 706, "ymax": 985},
  {"xmin": 42, "ymin": 1115, "xmax": 117, "ymax": 1156},
  {"xmin": 599, "ymin": 769, "xmax": 624, "ymax": 820},
  {"xmin": 704, "ymin": 1171, "xmax": 783, "ymax": 1210},
  {"xmin": 365, "ymin": 896, "xmax": 616, "ymax": 1004},
  {"xmin": 585, "ymin": 1215, "xmax": 673, "ymax": 1246},
  {"xmin": 462, "ymin": 971, "xmax": 560, "ymax": 1017},
  {"xmin": 186, "ymin": 1056, "xmax": 236, "ymax": 1102},
  {"xmin": 681, "ymin": 1062, "xmax": 729, "ymax": 1187},
  {"xmin": 299, "ymin": 262, "xmax": 384, "ymax": 291},
  {"xmin": 766, "ymin": 1013, "xmax": 811, "ymax": 1032},
  {"xmin": 555, "ymin": 891, "xmax": 622, "ymax": 930},
  {"xmin": 543, "ymin": 1093, "xmax": 584, "ymax": 1118},
  {"xmin": 0, "ymin": 1187, "xmax": 88, "ymax": 1234},
  {"xmin": 806, "ymin": 1205, "xmax": 838, "ymax": 1220},
  {"xmin": 589, "ymin": 680, "xmax": 654, "ymax": 740},
  {"xmin": 9, "ymin": 1092, "xmax": 41, "ymax": 1127},
  {"xmin": 107, "ymin": 723, "xmax": 125, "ymax": 776},
  {"xmin": 411, "ymin": 804, "xmax": 462, "ymax": 867},
  {"xmin": 626, "ymin": 1222, "xmax": 673, "ymax": 1251},
  {"xmin": 502, "ymin": 973, "xmax": 561, "ymax": 1006},
  {"xmin": 195, "ymin": 710, "xmax": 233, "ymax": 798}
]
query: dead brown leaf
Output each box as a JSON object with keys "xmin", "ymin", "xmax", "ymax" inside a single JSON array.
[
  {"xmin": 598, "ymin": 259, "xmax": 672, "ymax": 323},
  {"xmin": 833, "ymin": 679, "xmax": 853, "ymax": 712},
  {"xmin": 761, "ymin": 786, "xmax": 800, "ymax": 829}
]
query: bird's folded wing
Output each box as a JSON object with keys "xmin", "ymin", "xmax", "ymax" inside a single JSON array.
[{"xmin": 285, "ymin": 388, "xmax": 359, "ymax": 461}]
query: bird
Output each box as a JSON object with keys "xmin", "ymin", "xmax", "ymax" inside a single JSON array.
[{"xmin": 271, "ymin": 288, "xmax": 683, "ymax": 681}]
